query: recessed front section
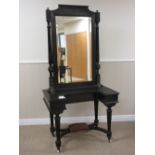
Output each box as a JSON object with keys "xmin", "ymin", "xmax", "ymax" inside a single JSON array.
[{"xmin": 56, "ymin": 16, "xmax": 92, "ymax": 83}]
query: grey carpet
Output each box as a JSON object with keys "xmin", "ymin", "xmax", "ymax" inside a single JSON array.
[{"xmin": 19, "ymin": 122, "xmax": 134, "ymax": 155}]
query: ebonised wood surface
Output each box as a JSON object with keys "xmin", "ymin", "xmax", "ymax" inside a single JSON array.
[
  {"xmin": 42, "ymin": 4, "xmax": 119, "ymax": 152},
  {"xmin": 43, "ymin": 84, "xmax": 118, "ymax": 106}
]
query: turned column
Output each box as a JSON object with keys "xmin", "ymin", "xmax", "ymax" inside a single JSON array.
[
  {"xmin": 55, "ymin": 114, "xmax": 61, "ymax": 152},
  {"xmin": 94, "ymin": 94, "xmax": 99, "ymax": 128},
  {"xmin": 49, "ymin": 112, "xmax": 55, "ymax": 136},
  {"xmin": 107, "ymin": 106, "xmax": 112, "ymax": 142}
]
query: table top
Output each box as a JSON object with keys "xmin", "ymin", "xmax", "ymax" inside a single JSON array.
[{"xmin": 43, "ymin": 84, "xmax": 119, "ymax": 106}]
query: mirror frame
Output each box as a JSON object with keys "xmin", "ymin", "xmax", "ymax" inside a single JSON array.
[{"xmin": 46, "ymin": 5, "xmax": 100, "ymax": 90}]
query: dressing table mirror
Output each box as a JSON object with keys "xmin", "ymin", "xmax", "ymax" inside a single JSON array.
[
  {"xmin": 43, "ymin": 4, "xmax": 119, "ymax": 152},
  {"xmin": 56, "ymin": 16, "xmax": 92, "ymax": 83}
]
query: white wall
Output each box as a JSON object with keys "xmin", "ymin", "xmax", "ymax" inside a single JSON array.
[
  {"xmin": 19, "ymin": 0, "xmax": 134, "ymax": 62},
  {"xmin": 64, "ymin": 18, "xmax": 91, "ymax": 34}
]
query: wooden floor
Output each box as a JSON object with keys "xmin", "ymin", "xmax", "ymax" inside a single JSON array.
[{"xmin": 19, "ymin": 122, "xmax": 135, "ymax": 155}]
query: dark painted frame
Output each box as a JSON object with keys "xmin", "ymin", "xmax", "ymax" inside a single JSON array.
[{"xmin": 46, "ymin": 5, "xmax": 100, "ymax": 91}]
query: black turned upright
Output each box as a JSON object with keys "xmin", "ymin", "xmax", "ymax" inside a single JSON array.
[
  {"xmin": 107, "ymin": 106, "xmax": 112, "ymax": 142},
  {"xmin": 42, "ymin": 5, "xmax": 119, "ymax": 152},
  {"xmin": 49, "ymin": 111, "xmax": 55, "ymax": 137},
  {"xmin": 95, "ymin": 10, "xmax": 101, "ymax": 86},
  {"xmin": 46, "ymin": 9, "xmax": 55, "ymax": 93},
  {"xmin": 55, "ymin": 114, "xmax": 61, "ymax": 152},
  {"xmin": 94, "ymin": 93, "xmax": 99, "ymax": 128}
]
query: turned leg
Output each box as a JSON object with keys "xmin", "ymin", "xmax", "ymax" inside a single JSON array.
[
  {"xmin": 107, "ymin": 106, "xmax": 112, "ymax": 142},
  {"xmin": 55, "ymin": 114, "xmax": 61, "ymax": 152},
  {"xmin": 94, "ymin": 95, "xmax": 99, "ymax": 128},
  {"xmin": 49, "ymin": 112, "xmax": 55, "ymax": 136}
]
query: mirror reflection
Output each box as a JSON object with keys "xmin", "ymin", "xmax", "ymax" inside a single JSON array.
[{"xmin": 56, "ymin": 16, "xmax": 92, "ymax": 83}]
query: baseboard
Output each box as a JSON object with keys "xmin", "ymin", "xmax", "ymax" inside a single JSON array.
[{"xmin": 19, "ymin": 115, "xmax": 135, "ymax": 126}]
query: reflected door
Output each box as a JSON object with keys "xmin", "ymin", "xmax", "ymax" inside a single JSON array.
[{"xmin": 67, "ymin": 32, "xmax": 87, "ymax": 81}]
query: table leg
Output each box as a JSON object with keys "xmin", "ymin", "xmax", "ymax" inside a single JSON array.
[
  {"xmin": 94, "ymin": 95, "xmax": 99, "ymax": 128},
  {"xmin": 49, "ymin": 112, "xmax": 55, "ymax": 136},
  {"xmin": 107, "ymin": 106, "xmax": 112, "ymax": 142},
  {"xmin": 55, "ymin": 114, "xmax": 61, "ymax": 152}
]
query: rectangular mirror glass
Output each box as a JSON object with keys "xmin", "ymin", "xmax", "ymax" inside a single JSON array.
[{"xmin": 56, "ymin": 16, "xmax": 92, "ymax": 83}]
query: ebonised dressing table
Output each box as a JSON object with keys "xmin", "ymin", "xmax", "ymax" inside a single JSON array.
[{"xmin": 42, "ymin": 4, "xmax": 119, "ymax": 152}]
